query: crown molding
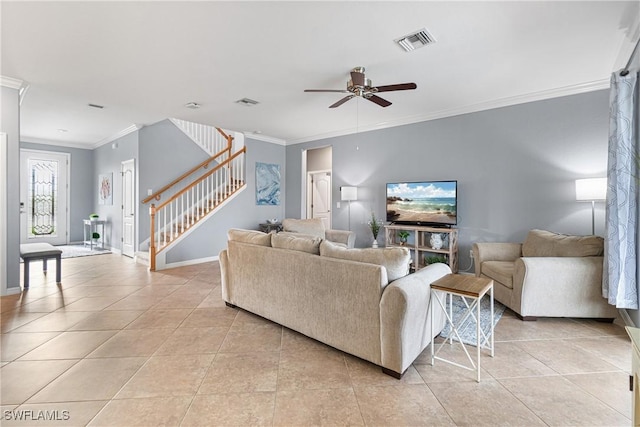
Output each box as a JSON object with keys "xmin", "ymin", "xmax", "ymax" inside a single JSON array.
[
  {"xmin": 0, "ymin": 76, "xmax": 24, "ymax": 90},
  {"xmin": 21, "ymin": 136, "xmax": 94, "ymax": 150},
  {"xmin": 92, "ymin": 124, "xmax": 143, "ymax": 149},
  {"xmin": 288, "ymin": 78, "xmax": 611, "ymax": 145}
]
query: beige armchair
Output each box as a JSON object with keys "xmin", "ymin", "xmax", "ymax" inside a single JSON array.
[
  {"xmin": 281, "ymin": 218, "xmax": 356, "ymax": 248},
  {"xmin": 472, "ymin": 229, "xmax": 618, "ymax": 320}
]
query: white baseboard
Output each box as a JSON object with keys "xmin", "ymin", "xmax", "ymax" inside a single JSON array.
[
  {"xmin": 1, "ymin": 286, "xmax": 22, "ymax": 296},
  {"xmin": 109, "ymin": 247, "xmax": 122, "ymax": 255},
  {"xmin": 161, "ymin": 255, "xmax": 219, "ymax": 270}
]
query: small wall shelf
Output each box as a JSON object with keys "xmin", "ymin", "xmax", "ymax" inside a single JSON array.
[{"xmin": 384, "ymin": 224, "xmax": 458, "ymax": 273}]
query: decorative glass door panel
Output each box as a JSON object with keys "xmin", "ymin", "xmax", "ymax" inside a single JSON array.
[
  {"xmin": 20, "ymin": 150, "xmax": 69, "ymax": 245},
  {"xmin": 28, "ymin": 158, "xmax": 58, "ymax": 237}
]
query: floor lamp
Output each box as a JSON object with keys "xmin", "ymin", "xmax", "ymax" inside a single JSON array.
[
  {"xmin": 341, "ymin": 186, "xmax": 357, "ymax": 231},
  {"xmin": 575, "ymin": 178, "xmax": 607, "ymax": 235}
]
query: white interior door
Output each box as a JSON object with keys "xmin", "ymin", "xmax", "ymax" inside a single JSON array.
[
  {"xmin": 121, "ymin": 159, "xmax": 135, "ymax": 258},
  {"xmin": 20, "ymin": 149, "xmax": 69, "ymax": 245},
  {"xmin": 308, "ymin": 171, "xmax": 331, "ymax": 229}
]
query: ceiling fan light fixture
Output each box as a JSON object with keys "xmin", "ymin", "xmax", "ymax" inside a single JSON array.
[{"xmin": 395, "ymin": 28, "xmax": 436, "ymax": 52}]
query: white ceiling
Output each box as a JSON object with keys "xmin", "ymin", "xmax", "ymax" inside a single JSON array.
[{"xmin": 2, "ymin": 1, "xmax": 639, "ymax": 148}]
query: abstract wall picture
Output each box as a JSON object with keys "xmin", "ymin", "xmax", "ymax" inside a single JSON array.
[
  {"xmin": 99, "ymin": 173, "xmax": 113, "ymax": 205},
  {"xmin": 256, "ymin": 162, "xmax": 280, "ymax": 205}
]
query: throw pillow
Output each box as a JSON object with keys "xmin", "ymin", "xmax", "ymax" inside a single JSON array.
[
  {"xmin": 281, "ymin": 218, "xmax": 326, "ymax": 239},
  {"xmin": 522, "ymin": 229, "xmax": 604, "ymax": 257},
  {"xmin": 319, "ymin": 240, "xmax": 411, "ymax": 281},
  {"xmin": 227, "ymin": 229, "xmax": 272, "ymax": 247},
  {"xmin": 271, "ymin": 232, "xmax": 322, "ymax": 255}
]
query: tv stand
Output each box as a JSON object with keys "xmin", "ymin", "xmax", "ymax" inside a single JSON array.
[{"xmin": 384, "ymin": 224, "xmax": 458, "ymax": 273}]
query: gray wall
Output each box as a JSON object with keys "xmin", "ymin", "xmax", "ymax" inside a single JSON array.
[
  {"xmin": 92, "ymin": 132, "xmax": 138, "ymax": 250},
  {"xmin": 286, "ymin": 90, "xmax": 611, "ymax": 270},
  {"xmin": 166, "ymin": 137, "xmax": 285, "ymax": 263},
  {"xmin": 307, "ymin": 146, "xmax": 331, "ymax": 172},
  {"xmin": 1, "ymin": 86, "xmax": 20, "ymax": 291},
  {"xmin": 20, "ymin": 142, "xmax": 93, "ymax": 243}
]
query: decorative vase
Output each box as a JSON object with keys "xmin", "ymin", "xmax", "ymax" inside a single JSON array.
[
  {"xmin": 372, "ymin": 240, "xmax": 378, "ymax": 248},
  {"xmin": 430, "ymin": 233, "xmax": 443, "ymax": 250}
]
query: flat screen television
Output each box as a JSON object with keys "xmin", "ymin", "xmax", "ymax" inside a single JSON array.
[{"xmin": 386, "ymin": 180, "xmax": 457, "ymax": 226}]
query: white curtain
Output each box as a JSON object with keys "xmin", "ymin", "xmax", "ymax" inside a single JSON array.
[{"xmin": 603, "ymin": 70, "xmax": 639, "ymax": 309}]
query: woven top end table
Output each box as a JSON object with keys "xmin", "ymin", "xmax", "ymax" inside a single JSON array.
[{"xmin": 430, "ymin": 274, "xmax": 494, "ymax": 382}]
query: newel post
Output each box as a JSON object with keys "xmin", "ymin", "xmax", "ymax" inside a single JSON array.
[{"xmin": 149, "ymin": 204, "xmax": 156, "ymax": 271}]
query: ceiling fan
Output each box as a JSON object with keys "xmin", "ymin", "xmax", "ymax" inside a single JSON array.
[{"xmin": 305, "ymin": 66, "xmax": 417, "ymax": 108}]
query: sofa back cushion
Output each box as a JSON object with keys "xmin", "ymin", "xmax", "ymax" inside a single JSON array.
[
  {"xmin": 282, "ymin": 218, "xmax": 326, "ymax": 239},
  {"xmin": 319, "ymin": 240, "xmax": 411, "ymax": 281},
  {"xmin": 272, "ymin": 232, "xmax": 322, "ymax": 255},
  {"xmin": 228, "ymin": 229, "xmax": 272, "ymax": 247},
  {"xmin": 522, "ymin": 229, "xmax": 604, "ymax": 257}
]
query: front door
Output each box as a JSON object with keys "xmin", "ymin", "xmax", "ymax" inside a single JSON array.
[
  {"xmin": 121, "ymin": 159, "xmax": 135, "ymax": 258},
  {"xmin": 309, "ymin": 171, "xmax": 331, "ymax": 229},
  {"xmin": 20, "ymin": 150, "xmax": 69, "ymax": 245}
]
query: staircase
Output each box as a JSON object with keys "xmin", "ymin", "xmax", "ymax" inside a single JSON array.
[{"xmin": 141, "ymin": 126, "xmax": 246, "ymax": 271}]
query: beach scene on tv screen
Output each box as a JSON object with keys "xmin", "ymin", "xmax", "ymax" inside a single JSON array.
[{"xmin": 387, "ymin": 182, "xmax": 457, "ymax": 224}]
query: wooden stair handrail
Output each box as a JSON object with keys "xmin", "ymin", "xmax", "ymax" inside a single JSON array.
[
  {"xmin": 142, "ymin": 128, "xmax": 232, "ymax": 204},
  {"xmin": 155, "ymin": 147, "xmax": 246, "ymax": 211}
]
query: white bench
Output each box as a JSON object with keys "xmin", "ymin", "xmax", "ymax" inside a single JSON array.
[{"xmin": 19, "ymin": 243, "xmax": 62, "ymax": 289}]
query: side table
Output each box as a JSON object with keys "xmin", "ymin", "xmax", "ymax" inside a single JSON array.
[
  {"xmin": 430, "ymin": 273, "xmax": 494, "ymax": 382},
  {"xmin": 83, "ymin": 219, "xmax": 106, "ymax": 250},
  {"xmin": 259, "ymin": 222, "xmax": 282, "ymax": 233}
]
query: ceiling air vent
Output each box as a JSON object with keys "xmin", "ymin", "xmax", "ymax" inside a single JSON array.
[
  {"xmin": 88, "ymin": 103, "xmax": 104, "ymax": 109},
  {"xmin": 184, "ymin": 102, "xmax": 201, "ymax": 109},
  {"xmin": 395, "ymin": 28, "xmax": 436, "ymax": 52},
  {"xmin": 235, "ymin": 98, "xmax": 259, "ymax": 107}
]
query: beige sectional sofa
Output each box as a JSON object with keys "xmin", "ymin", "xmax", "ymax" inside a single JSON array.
[
  {"xmin": 219, "ymin": 228, "xmax": 450, "ymax": 378},
  {"xmin": 473, "ymin": 229, "xmax": 618, "ymax": 320}
]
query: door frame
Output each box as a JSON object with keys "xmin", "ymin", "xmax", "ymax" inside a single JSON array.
[
  {"xmin": 19, "ymin": 148, "xmax": 70, "ymax": 245},
  {"xmin": 306, "ymin": 169, "xmax": 332, "ymax": 229},
  {"xmin": 121, "ymin": 158, "xmax": 136, "ymax": 258},
  {"xmin": 301, "ymin": 145, "xmax": 333, "ymax": 222},
  {"xmin": 0, "ymin": 133, "xmax": 7, "ymax": 295}
]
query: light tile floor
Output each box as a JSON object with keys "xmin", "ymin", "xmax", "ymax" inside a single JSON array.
[{"xmin": 0, "ymin": 254, "xmax": 632, "ymax": 426}]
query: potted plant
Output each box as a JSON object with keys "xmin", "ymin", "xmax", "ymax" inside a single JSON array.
[
  {"xmin": 368, "ymin": 212, "xmax": 382, "ymax": 248},
  {"xmin": 89, "ymin": 213, "xmax": 99, "ymax": 221},
  {"xmin": 424, "ymin": 255, "xmax": 448, "ymax": 266},
  {"xmin": 398, "ymin": 230, "xmax": 410, "ymax": 245}
]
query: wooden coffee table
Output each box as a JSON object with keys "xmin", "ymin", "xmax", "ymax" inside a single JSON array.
[{"xmin": 430, "ymin": 273, "xmax": 494, "ymax": 382}]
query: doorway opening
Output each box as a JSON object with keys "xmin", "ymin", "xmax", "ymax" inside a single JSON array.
[{"xmin": 303, "ymin": 146, "xmax": 332, "ymax": 229}]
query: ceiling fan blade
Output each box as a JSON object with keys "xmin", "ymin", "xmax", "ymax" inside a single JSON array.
[
  {"xmin": 304, "ymin": 89, "xmax": 350, "ymax": 93},
  {"xmin": 374, "ymin": 83, "xmax": 417, "ymax": 92},
  {"xmin": 367, "ymin": 94, "xmax": 392, "ymax": 107},
  {"xmin": 350, "ymin": 70, "xmax": 365, "ymax": 87},
  {"xmin": 329, "ymin": 95, "xmax": 355, "ymax": 108}
]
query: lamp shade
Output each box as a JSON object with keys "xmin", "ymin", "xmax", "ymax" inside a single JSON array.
[
  {"xmin": 341, "ymin": 186, "xmax": 357, "ymax": 201},
  {"xmin": 575, "ymin": 178, "xmax": 607, "ymax": 201}
]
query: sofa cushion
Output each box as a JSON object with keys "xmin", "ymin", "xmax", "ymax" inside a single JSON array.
[
  {"xmin": 319, "ymin": 240, "xmax": 411, "ymax": 281},
  {"xmin": 272, "ymin": 232, "xmax": 322, "ymax": 255},
  {"xmin": 228, "ymin": 229, "xmax": 272, "ymax": 247},
  {"xmin": 522, "ymin": 229, "xmax": 604, "ymax": 257},
  {"xmin": 282, "ymin": 218, "xmax": 326, "ymax": 239},
  {"xmin": 482, "ymin": 261, "xmax": 514, "ymax": 289}
]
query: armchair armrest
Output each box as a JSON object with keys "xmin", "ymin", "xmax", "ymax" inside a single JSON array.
[
  {"xmin": 511, "ymin": 256, "xmax": 616, "ymax": 318},
  {"xmin": 326, "ymin": 229, "xmax": 356, "ymax": 248},
  {"xmin": 379, "ymin": 263, "xmax": 450, "ymax": 376},
  {"xmin": 472, "ymin": 242, "xmax": 522, "ymax": 276}
]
